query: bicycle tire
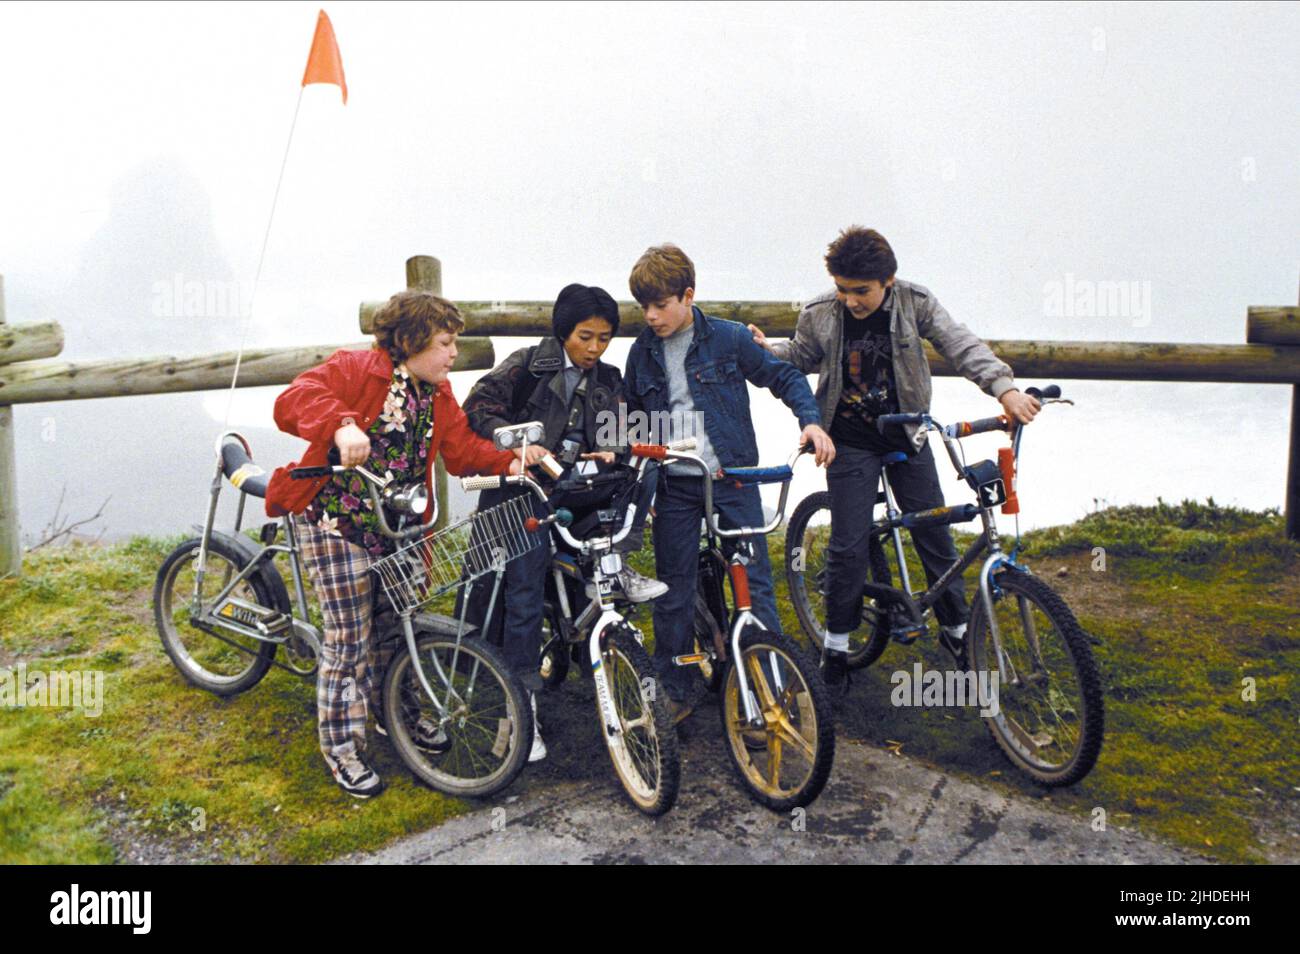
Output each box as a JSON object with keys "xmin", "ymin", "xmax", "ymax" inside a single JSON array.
[
  {"xmin": 785, "ymin": 491, "xmax": 891, "ymax": 670},
  {"xmin": 718, "ymin": 624, "xmax": 836, "ymax": 811},
  {"xmin": 967, "ymin": 566, "xmax": 1104, "ymax": 786},
  {"xmin": 381, "ymin": 633, "xmax": 532, "ymax": 798},
  {"xmin": 154, "ymin": 537, "xmax": 279, "ymax": 696},
  {"xmin": 596, "ymin": 624, "xmax": 680, "ymax": 816}
]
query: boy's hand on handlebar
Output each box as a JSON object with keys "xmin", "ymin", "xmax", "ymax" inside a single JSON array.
[
  {"xmin": 999, "ymin": 389, "xmax": 1041, "ymax": 425},
  {"xmin": 580, "ymin": 450, "xmax": 617, "ymax": 465},
  {"xmin": 514, "ymin": 444, "xmax": 552, "ymax": 468},
  {"xmin": 333, "ymin": 423, "xmax": 371, "ymax": 468},
  {"xmin": 747, "ymin": 323, "xmax": 774, "ymax": 353},
  {"xmin": 507, "ymin": 456, "xmax": 526, "ymax": 476},
  {"xmin": 800, "ymin": 424, "xmax": 836, "ymax": 467}
]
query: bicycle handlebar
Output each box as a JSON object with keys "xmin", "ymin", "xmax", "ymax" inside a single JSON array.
[
  {"xmin": 289, "ymin": 449, "xmax": 432, "ymax": 541},
  {"xmin": 662, "ymin": 444, "xmax": 810, "ymax": 539}
]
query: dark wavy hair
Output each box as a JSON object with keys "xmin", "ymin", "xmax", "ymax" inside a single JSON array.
[
  {"xmin": 825, "ymin": 227, "xmax": 898, "ymax": 282},
  {"xmin": 371, "ymin": 289, "xmax": 465, "ymax": 364}
]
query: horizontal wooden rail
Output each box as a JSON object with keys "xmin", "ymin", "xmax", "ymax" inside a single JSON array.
[{"xmin": 0, "ymin": 337, "xmax": 494, "ymax": 405}]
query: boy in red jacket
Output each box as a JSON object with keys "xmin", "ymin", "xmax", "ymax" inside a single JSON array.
[{"xmin": 268, "ymin": 290, "xmax": 522, "ymax": 797}]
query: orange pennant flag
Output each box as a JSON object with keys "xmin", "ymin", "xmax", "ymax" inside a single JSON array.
[{"xmin": 301, "ymin": 10, "xmax": 347, "ymax": 104}]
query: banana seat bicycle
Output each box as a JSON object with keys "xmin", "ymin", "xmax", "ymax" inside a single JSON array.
[{"xmin": 153, "ymin": 432, "xmax": 537, "ymax": 798}]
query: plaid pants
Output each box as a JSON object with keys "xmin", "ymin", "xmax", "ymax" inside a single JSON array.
[{"xmin": 295, "ymin": 515, "xmax": 381, "ymax": 759}]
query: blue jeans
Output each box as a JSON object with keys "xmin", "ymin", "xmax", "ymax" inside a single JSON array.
[
  {"xmin": 650, "ymin": 474, "xmax": 782, "ymax": 702},
  {"xmin": 824, "ymin": 441, "xmax": 969, "ymax": 634},
  {"xmin": 461, "ymin": 485, "xmax": 550, "ymax": 688}
]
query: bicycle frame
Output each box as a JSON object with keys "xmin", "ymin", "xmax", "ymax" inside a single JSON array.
[
  {"xmin": 464, "ymin": 456, "xmax": 656, "ymax": 739},
  {"xmin": 662, "ymin": 446, "xmax": 807, "ymax": 728},
  {"xmin": 865, "ymin": 415, "xmax": 1044, "ymax": 685},
  {"xmin": 189, "ymin": 433, "xmax": 322, "ymax": 673}
]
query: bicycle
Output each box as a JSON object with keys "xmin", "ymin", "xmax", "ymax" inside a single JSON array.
[
  {"xmin": 663, "ymin": 443, "xmax": 836, "ymax": 811},
  {"xmin": 153, "ymin": 432, "xmax": 535, "ymax": 798},
  {"xmin": 461, "ymin": 425, "xmax": 682, "ymax": 816},
  {"xmin": 783, "ymin": 386, "xmax": 1104, "ymax": 786}
]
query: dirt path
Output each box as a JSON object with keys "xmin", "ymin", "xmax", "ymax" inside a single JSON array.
[{"xmin": 337, "ymin": 677, "xmax": 1207, "ymax": 865}]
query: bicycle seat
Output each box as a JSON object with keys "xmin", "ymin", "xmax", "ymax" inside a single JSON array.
[
  {"xmin": 219, "ymin": 437, "xmax": 269, "ymax": 498},
  {"xmin": 719, "ymin": 465, "xmax": 793, "ymax": 485}
]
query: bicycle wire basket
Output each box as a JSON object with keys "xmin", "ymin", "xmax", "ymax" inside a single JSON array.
[{"xmin": 370, "ymin": 493, "xmax": 540, "ymax": 615}]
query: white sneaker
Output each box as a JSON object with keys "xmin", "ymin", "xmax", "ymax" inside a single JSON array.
[
  {"xmin": 528, "ymin": 692, "xmax": 547, "ymax": 763},
  {"xmin": 616, "ymin": 567, "xmax": 669, "ymax": 603}
]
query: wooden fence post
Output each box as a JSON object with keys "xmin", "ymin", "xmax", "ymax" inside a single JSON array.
[
  {"xmin": 405, "ymin": 255, "xmax": 450, "ymax": 531},
  {"xmin": 0, "ymin": 275, "xmax": 20, "ymax": 577}
]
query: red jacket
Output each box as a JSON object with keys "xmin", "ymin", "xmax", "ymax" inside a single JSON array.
[{"xmin": 265, "ymin": 347, "xmax": 516, "ymax": 517}]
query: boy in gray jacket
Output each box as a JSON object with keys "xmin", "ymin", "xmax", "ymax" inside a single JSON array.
[{"xmin": 750, "ymin": 227, "xmax": 1040, "ymax": 684}]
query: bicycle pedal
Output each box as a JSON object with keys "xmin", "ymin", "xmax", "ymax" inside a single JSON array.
[
  {"xmin": 673, "ymin": 652, "xmax": 709, "ymax": 667},
  {"xmin": 891, "ymin": 625, "xmax": 926, "ymax": 645}
]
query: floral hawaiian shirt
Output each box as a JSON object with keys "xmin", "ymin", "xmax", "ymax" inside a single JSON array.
[{"xmin": 304, "ymin": 362, "xmax": 435, "ymax": 556}]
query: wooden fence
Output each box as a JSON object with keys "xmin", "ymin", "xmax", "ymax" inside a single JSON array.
[{"xmin": 1, "ymin": 255, "xmax": 1297, "ymax": 577}]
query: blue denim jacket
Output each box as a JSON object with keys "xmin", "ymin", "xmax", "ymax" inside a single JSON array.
[{"xmin": 623, "ymin": 306, "xmax": 822, "ymax": 469}]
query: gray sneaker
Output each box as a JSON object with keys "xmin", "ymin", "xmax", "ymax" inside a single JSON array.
[{"xmin": 616, "ymin": 567, "xmax": 669, "ymax": 603}]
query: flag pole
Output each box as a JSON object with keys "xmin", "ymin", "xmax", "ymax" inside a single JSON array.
[{"xmin": 221, "ymin": 85, "xmax": 305, "ymax": 427}]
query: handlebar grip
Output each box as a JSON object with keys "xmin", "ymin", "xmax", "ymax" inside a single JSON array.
[
  {"xmin": 943, "ymin": 416, "xmax": 1011, "ymax": 439},
  {"xmin": 461, "ymin": 474, "xmax": 507, "ymax": 492},
  {"xmin": 1025, "ymin": 385, "xmax": 1061, "ymax": 401},
  {"xmin": 290, "ymin": 466, "xmax": 334, "ymax": 479},
  {"xmin": 630, "ymin": 443, "xmax": 668, "ymax": 460},
  {"xmin": 667, "ymin": 437, "xmax": 697, "ymax": 452}
]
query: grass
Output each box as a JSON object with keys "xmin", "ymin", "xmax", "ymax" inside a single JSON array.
[
  {"xmin": 778, "ymin": 496, "xmax": 1299, "ymax": 863},
  {"xmin": 1, "ymin": 497, "xmax": 1296, "ymax": 863}
]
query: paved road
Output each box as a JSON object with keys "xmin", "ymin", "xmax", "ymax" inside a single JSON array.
[{"xmin": 339, "ymin": 680, "xmax": 1206, "ymax": 865}]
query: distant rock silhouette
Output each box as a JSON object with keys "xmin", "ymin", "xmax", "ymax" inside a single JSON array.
[{"xmin": 72, "ymin": 157, "xmax": 237, "ymax": 359}]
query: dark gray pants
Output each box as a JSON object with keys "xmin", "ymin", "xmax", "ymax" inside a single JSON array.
[{"xmin": 824, "ymin": 441, "xmax": 969, "ymax": 634}]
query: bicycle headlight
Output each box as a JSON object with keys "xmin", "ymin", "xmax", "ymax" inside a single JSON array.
[{"xmin": 385, "ymin": 483, "xmax": 429, "ymax": 516}]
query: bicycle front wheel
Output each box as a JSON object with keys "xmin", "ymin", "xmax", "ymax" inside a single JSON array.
[
  {"xmin": 719, "ymin": 625, "xmax": 835, "ymax": 811},
  {"xmin": 968, "ymin": 566, "xmax": 1104, "ymax": 786},
  {"xmin": 785, "ymin": 491, "xmax": 891, "ymax": 670},
  {"xmin": 153, "ymin": 537, "xmax": 278, "ymax": 696},
  {"xmin": 596, "ymin": 625, "xmax": 680, "ymax": 816},
  {"xmin": 381, "ymin": 633, "xmax": 532, "ymax": 798}
]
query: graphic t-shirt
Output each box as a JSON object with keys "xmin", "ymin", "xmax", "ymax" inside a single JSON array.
[{"xmin": 828, "ymin": 294, "xmax": 912, "ymax": 454}]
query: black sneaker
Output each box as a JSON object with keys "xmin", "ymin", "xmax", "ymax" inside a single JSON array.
[
  {"xmin": 937, "ymin": 629, "xmax": 969, "ymax": 670},
  {"xmin": 375, "ymin": 714, "xmax": 452, "ymax": 753},
  {"xmin": 324, "ymin": 750, "xmax": 385, "ymax": 799},
  {"xmin": 820, "ymin": 649, "xmax": 849, "ymax": 689}
]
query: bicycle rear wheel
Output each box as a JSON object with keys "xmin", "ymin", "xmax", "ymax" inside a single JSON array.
[
  {"xmin": 154, "ymin": 537, "xmax": 278, "ymax": 695},
  {"xmin": 596, "ymin": 624, "xmax": 680, "ymax": 816},
  {"xmin": 967, "ymin": 566, "xmax": 1104, "ymax": 786},
  {"xmin": 785, "ymin": 491, "xmax": 891, "ymax": 670},
  {"xmin": 719, "ymin": 625, "xmax": 835, "ymax": 811},
  {"xmin": 381, "ymin": 633, "xmax": 531, "ymax": 798}
]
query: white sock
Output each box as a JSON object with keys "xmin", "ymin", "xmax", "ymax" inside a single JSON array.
[
  {"xmin": 942, "ymin": 623, "xmax": 968, "ymax": 642},
  {"xmin": 825, "ymin": 631, "xmax": 850, "ymax": 652}
]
